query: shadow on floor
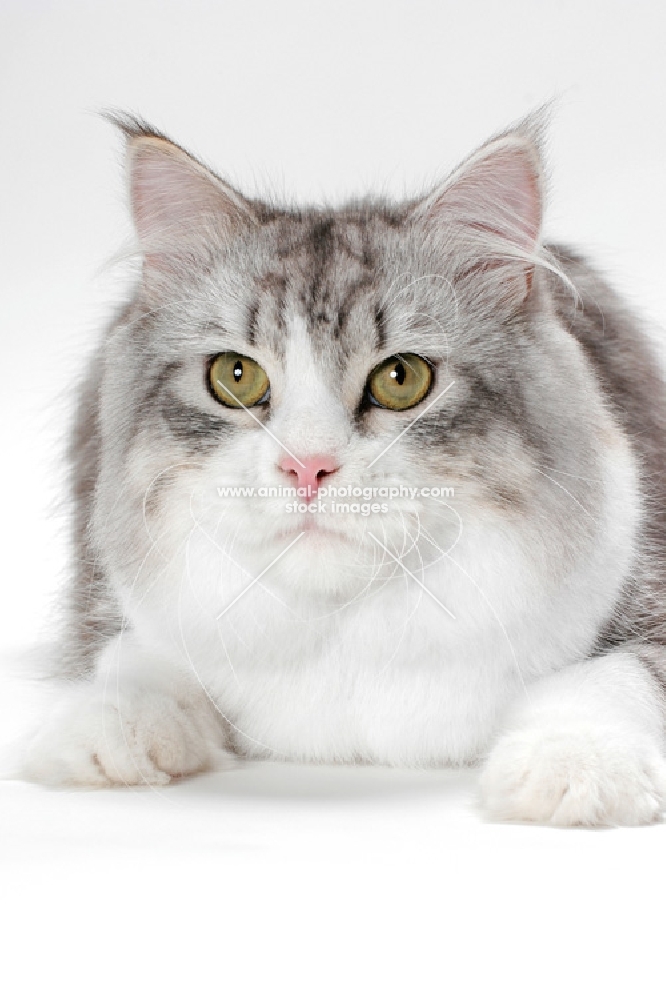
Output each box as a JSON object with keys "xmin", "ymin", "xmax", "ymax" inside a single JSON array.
[{"xmin": 175, "ymin": 759, "xmax": 478, "ymax": 804}]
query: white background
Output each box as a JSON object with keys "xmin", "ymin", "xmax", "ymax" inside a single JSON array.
[{"xmin": 1, "ymin": 1, "xmax": 665, "ymax": 996}]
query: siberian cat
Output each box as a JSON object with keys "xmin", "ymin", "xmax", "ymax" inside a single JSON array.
[{"xmin": 24, "ymin": 113, "xmax": 666, "ymax": 827}]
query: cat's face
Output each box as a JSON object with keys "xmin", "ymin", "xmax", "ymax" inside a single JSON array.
[{"xmin": 95, "ymin": 118, "xmax": 602, "ymax": 603}]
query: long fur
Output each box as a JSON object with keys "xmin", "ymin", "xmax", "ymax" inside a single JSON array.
[{"xmin": 23, "ymin": 115, "xmax": 666, "ymax": 826}]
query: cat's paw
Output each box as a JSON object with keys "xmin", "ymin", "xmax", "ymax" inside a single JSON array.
[
  {"xmin": 22, "ymin": 683, "xmax": 230, "ymax": 787},
  {"xmin": 480, "ymin": 724, "xmax": 666, "ymax": 827}
]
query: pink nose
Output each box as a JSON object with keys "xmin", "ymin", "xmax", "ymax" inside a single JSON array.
[{"xmin": 279, "ymin": 454, "xmax": 340, "ymax": 496}]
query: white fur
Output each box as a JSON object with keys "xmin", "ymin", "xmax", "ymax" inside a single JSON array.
[
  {"xmin": 480, "ymin": 651, "xmax": 666, "ymax": 826},
  {"xmin": 27, "ymin": 326, "xmax": 666, "ymax": 825},
  {"xmin": 23, "ymin": 300, "xmax": 666, "ymax": 828},
  {"xmin": 24, "ymin": 638, "xmax": 230, "ymax": 787}
]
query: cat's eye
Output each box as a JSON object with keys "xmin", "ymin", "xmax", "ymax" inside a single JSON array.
[
  {"xmin": 366, "ymin": 353, "xmax": 433, "ymax": 411},
  {"xmin": 208, "ymin": 352, "xmax": 270, "ymax": 408}
]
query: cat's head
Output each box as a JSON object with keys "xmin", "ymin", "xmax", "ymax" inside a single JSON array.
[{"xmin": 94, "ymin": 114, "xmax": 602, "ymax": 605}]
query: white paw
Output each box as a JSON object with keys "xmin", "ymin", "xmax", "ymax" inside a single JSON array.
[
  {"xmin": 23, "ymin": 682, "xmax": 231, "ymax": 788},
  {"xmin": 480, "ymin": 724, "xmax": 666, "ymax": 827}
]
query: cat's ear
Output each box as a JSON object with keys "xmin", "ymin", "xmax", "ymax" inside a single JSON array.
[
  {"xmin": 411, "ymin": 125, "xmax": 544, "ymax": 309},
  {"xmin": 113, "ymin": 116, "xmax": 257, "ymax": 291}
]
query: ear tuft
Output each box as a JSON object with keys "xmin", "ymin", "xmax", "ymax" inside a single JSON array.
[
  {"xmin": 412, "ymin": 118, "xmax": 547, "ymax": 307},
  {"xmin": 105, "ymin": 113, "xmax": 256, "ymax": 289}
]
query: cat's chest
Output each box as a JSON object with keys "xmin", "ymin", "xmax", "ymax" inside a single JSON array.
[
  {"xmin": 187, "ymin": 581, "xmax": 523, "ymax": 765},
  {"xmin": 219, "ymin": 647, "xmax": 516, "ymax": 765},
  {"xmin": 128, "ymin": 531, "xmax": 603, "ymax": 765}
]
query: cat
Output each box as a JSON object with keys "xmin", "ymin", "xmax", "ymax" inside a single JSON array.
[{"xmin": 23, "ymin": 111, "xmax": 666, "ymax": 827}]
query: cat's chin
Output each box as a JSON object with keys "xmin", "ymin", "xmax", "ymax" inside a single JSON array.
[{"xmin": 264, "ymin": 519, "xmax": 373, "ymax": 596}]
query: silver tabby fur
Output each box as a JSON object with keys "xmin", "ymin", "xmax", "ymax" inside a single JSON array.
[{"xmin": 24, "ymin": 113, "xmax": 666, "ymax": 826}]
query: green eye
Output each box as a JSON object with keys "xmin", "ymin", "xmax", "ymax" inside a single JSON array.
[
  {"xmin": 367, "ymin": 353, "xmax": 433, "ymax": 411},
  {"xmin": 209, "ymin": 352, "xmax": 270, "ymax": 408}
]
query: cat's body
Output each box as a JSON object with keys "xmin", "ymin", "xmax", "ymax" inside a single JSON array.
[{"xmin": 25, "ymin": 115, "xmax": 666, "ymax": 825}]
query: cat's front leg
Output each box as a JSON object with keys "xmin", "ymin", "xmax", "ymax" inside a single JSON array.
[
  {"xmin": 23, "ymin": 633, "xmax": 231, "ymax": 787},
  {"xmin": 480, "ymin": 645, "xmax": 666, "ymax": 826}
]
